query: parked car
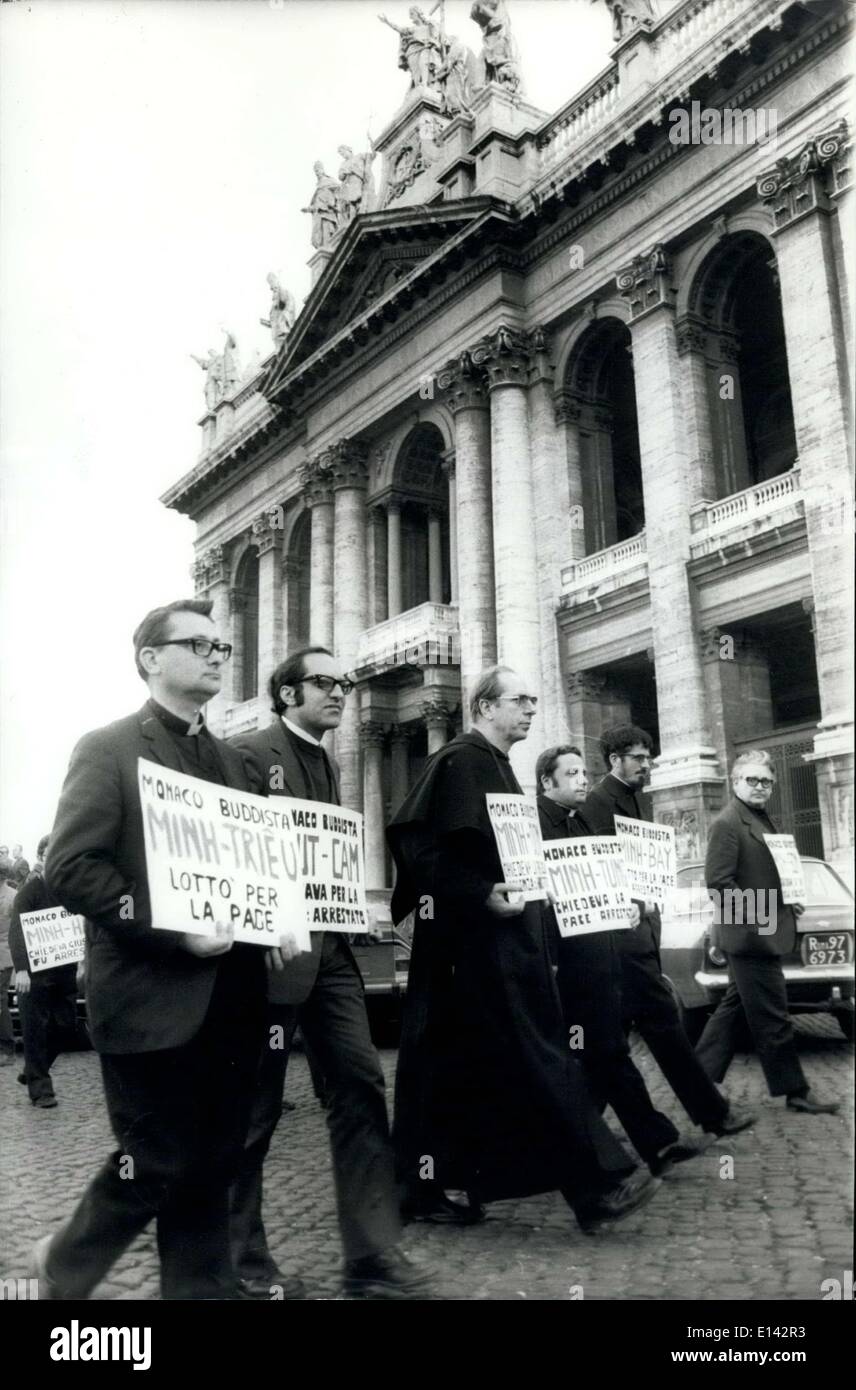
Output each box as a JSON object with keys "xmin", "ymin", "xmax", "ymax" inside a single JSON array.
[
  {"xmin": 659, "ymin": 857, "xmax": 855, "ymax": 1043},
  {"xmin": 346, "ymin": 890, "xmax": 412, "ymax": 1039}
]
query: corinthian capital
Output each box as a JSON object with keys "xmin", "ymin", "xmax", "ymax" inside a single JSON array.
[
  {"xmin": 616, "ymin": 244, "xmax": 673, "ymax": 319},
  {"xmin": 470, "ymin": 325, "xmax": 533, "ymax": 389},
  {"xmin": 437, "ymin": 350, "xmax": 489, "ymax": 413},
  {"xmin": 251, "ymin": 509, "xmax": 284, "ymax": 556},
  {"xmin": 325, "ymin": 438, "xmax": 369, "ymax": 491},
  {"xmin": 300, "ymin": 457, "xmax": 334, "ymax": 507}
]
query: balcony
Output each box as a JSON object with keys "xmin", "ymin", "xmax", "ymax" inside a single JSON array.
[
  {"xmin": 560, "ymin": 532, "xmax": 648, "ymax": 603},
  {"xmin": 354, "ymin": 602, "xmax": 461, "ymax": 678},
  {"xmin": 689, "ymin": 468, "xmax": 804, "ymax": 560}
]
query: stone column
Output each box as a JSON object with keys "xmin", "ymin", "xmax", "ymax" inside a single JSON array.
[
  {"xmin": 251, "ymin": 511, "xmax": 284, "ymax": 698},
  {"xmin": 386, "ymin": 500, "xmax": 403, "ymax": 619},
  {"xmin": 758, "ymin": 125, "xmax": 854, "ymax": 877},
  {"xmin": 427, "ymin": 507, "xmax": 443, "ymax": 604},
  {"xmin": 228, "ymin": 585, "xmax": 249, "ymax": 702},
  {"xmin": 281, "ymin": 555, "xmax": 300, "ymax": 654},
  {"xmin": 329, "ymin": 440, "xmax": 370, "ymax": 812},
  {"xmin": 442, "ymin": 456, "xmax": 458, "ymax": 601},
  {"xmin": 699, "ymin": 626, "xmax": 774, "ymax": 775},
  {"xmin": 300, "ymin": 459, "xmax": 335, "ymax": 649},
  {"xmin": 361, "ymin": 721, "xmax": 387, "ymax": 890},
  {"xmin": 368, "ymin": 506, "xmax": 388, "ymax": 628},
  {"xmin": 471, "ymin": 326, "xmax": 541, "ymax": 791},
  {"xmin": 193, "ymin": 545, "xmax": 230, "ymax": 734},
  {"xmin": 438, "ymin": 352, "xmax": 497, "ymax": 716},
  {"xmin": 422, "ymin": 698, "xmax": 450, "ymax": 756},
  {"xmin": 565, "ymin": 672, "xmax": 633, "ymax": 782},
  {"xmin": 389, "ymin": 724, "xmax": 412, "ymax": 819},
  {"xmin": 709, "ymin": 331, "xmax": 751, "ymax": 496},
  {"xmin": 554, "ymin": 393, "xmax": 587, "ymax": 564},
  {"xmin": 617, "ymin": 248, "xmax": 724, "ymax": 852},
  {"xmin": 675, "ymin": 315, "xmax": 718, "ymax": 502},
  {"xmin": 527, "ymin": 329, "xmax": 569, "ymax": 748}
]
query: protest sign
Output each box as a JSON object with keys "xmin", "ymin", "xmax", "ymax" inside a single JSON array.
[
  {"xmin": 543, "ymin": 837, "xmax": 632, "ymax": 937},
  {"xmin": 486, "ymin": 794, "xmax": 548, "ymax": 902},
  {"xmin": 613, "ymin": 816, "xmax": 677, "ymax": 905},
  {"xmin": 139, "ymin": 758, "xmax": 310, "ymax": 948},
  {"xmin": 763, "ymin": 833, "xmax": 806, "ymax": 904},
  {"xmin": 20, "ymin": 907, "xmax": 85, "ymax": 972},
  {"xmin": 287, "ymin": 795, "xmax": 369, "ymax": 933}
]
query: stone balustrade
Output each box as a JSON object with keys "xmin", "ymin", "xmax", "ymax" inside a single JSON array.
[
  {"xmin": 689, "ymin": 467, "xmax": 803, "ymax": 553},
  {"xmin": 354, "ymin": 601, "xmax": 461, "ymax": 676},
  {"xmin": 560, "ymin": 531, "xmax": 648, "ymax": 595},
  {"xmin": 535, "ymin": 66, "xmax": 620, "ymax": 176}
]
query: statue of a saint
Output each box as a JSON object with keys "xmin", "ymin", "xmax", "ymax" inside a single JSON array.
[
  {"xmin": 378, "ymin": 7, "xmax": 443, "ymax": 89},
  {"xmin": 599, "ymin": 0, "xmax": 657, "ymax": 43},
  {"xmin": 437, "ymin": 34, "xmax": 478, "ymax": 115},
  {"xmin": 260, "ymin": 273, "xmax": 297, "ymax": 350},
  {"xmin": 470, "ymin": 0, "xmax": 522, "ymax": 95},
  {"xmin": 302, "ymin": 161, "xmax": 343, "ymax": 248},
  {"xmin": 337, "ymin": 139, "xmax": 378, "ymax": 225},
  {"xmin": 190, "ymin": 347, "xmax": 225, "ymax": 412},
  {"xmin": 221, "ymin": 331, "xmax": 240, "ymax": 395}
]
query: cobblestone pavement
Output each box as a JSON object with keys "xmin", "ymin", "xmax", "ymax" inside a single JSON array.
[{"xmin": 1, "ymin": 1016, "xmax": 852, "ymax": 1302}]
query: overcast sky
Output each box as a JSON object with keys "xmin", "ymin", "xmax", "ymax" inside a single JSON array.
[{"xmin": 0, "ymin": 0, "xmax": 629, "ymax": 855}]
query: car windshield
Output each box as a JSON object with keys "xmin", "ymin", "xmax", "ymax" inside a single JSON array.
[{"xmin": 677, "ymin": 862, "xmax": 853, "ymax": 906}]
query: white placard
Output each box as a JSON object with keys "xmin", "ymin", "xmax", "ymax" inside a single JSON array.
[
  {"xmin": 286, "ymin": 796, "xmax": 369, "ymax": 933},
  {"xmin": 543, "ymin": 837, "xmax": 633, "ymax": 937},
  {"xmin": 19, "ymin": 907, "xmax": 85, "ymax": 972},
  {"xmin": 763, "ymin": 833, "xmax": 806, "ymax": 905},
  {"xmin": 486, "ymin": 793, "xmax": 548, "ymax": 902},
  {"xmin": 613, "ymin": 815, "xmax": 677, "ymax": 905},
  {"xmin": 139, "ymin": 759, "xmax": 310, "ymax": 948}
]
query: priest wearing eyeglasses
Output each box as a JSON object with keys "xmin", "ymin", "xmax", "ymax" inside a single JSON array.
[
  {"xmin": 231, "ymin": 646, "xmax": 435, "ymax": 1301},
  {"xmin": 38, "ymin": 598, "xmax": 286, "ymax": 1300}
]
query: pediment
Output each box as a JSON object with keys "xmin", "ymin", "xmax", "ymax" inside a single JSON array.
[{"xmin": 262, "ymin": 200, "xmax": 494, "ymax": 395}]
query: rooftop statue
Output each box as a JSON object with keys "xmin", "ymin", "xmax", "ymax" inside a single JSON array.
[
  {"xmin": 600, "ymin": 0, "xmax": 657, "ymax": 43},
  {"xmin": 221, "ymin": 330, "xmax": 240, "ymax": 395},
  {"xmin": 437, "ymin": 32, "xmax": 479, "ymax": 116},
  {"xmin": 190, "ymin": 347, "xmax": 224, "ymax": 412},
  {"xmin": 260, "ymin": 273, "xmax": 297, "ymax": 351},
  {"xmin": 470, "ymin": 0, "xmax": 522, "ymax": 96},
  {"xmin": 302, "ymin": 161, "xmax": 344, "ymax": 249},
  {"xmin": 337, "ymin": 138, "xmax": 379, "ymax": 225},
  {"xmin": 378, "ymin": 6, "xmax": 443, "ymax": 90}
]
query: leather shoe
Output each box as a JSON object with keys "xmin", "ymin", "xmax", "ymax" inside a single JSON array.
[
  {"xmin": 28, "ymin": 1233, "xmax": 63, "ymax": 1299},
  {"xmin": 343, "ymin": 1247, "xmax": 436, "ymax": 1300},
  {"xmin": 236, "ymin": 1272, "xmax": 306, "ymax": 1300},
  {"xmin": 708, "ymin": 1103, "xmax": 755, "ymax": 1137},
  {"xmin": 575, "ymin": 1170, "xmax": 661, "ymax": 1234},
  {"xmin": 649, "ymin": 1138, "xmax": 704, "ymax": 1177},
  {"xmin": 33, "ymin": 1094, "xmax": 58, "ymax": 1109},
  {"xmin": 786, "ymin": 1090, "xmax": 840, "ymax": 1115},
  {"xmin": 402, "ymin": 1190, "xmax": 485, "ymax": 1225}
]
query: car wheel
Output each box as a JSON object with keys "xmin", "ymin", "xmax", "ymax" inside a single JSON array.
[{"xmin": 832, "ymin": 1007, "xmax": 855, "ymax": 1043}]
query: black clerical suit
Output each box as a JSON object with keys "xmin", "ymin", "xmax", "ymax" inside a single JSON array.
[
  {"xmin": 9, "ymin": 873, "xmax": 79, "ymax": 1103},
  {"xmin": 389, "ymin": 733, "xmax": 635, "ymax": 1213},
  {"xmin": 232, "ymin": 716, "xmax": 400, "ymax": 1274},
  {"xmin": 537, "ymin": 795, "xmax": 679, "ymax": 1164},
  {"xmin": 44, "ymin": 700, "xmax": 266, "ymax": 1300},
  {"xmin": 582, "ymin": 773, "xmax": 731, "ymax": 1133},
  {"xmin": 695, "ymin": 797, "xmax": 806, "ymax": 1097}
]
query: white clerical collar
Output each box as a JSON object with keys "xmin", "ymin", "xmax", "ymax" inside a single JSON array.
[{"xmin": 282, "ymin": 714, "xmax": 323, "ymax": 747}]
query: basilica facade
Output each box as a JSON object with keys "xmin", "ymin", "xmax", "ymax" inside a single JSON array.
[{"xmin": 163, "ymin": 0, "xmax": 854, "ymax": 893}]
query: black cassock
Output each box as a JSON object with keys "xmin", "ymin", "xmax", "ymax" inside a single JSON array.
[{"xmin": 387, "ymin": 731, "xmax": 634, "ymax": 1206}]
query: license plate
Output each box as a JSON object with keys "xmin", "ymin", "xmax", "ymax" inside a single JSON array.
[{"xmin": 801, "ymin": 933, "xmax": 853, "ymax": 967}]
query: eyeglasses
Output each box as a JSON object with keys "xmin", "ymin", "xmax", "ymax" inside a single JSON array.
[
  {"xmin": 295, "ymin": 675, "xmax": 354, "ymax": 697},
  {"xmin": 497, "ymin": 695, "xmax": 539, "ymax": 708},
  {"xmin": 151, "ymin": 639, "xmax": 233, "ymax": 660},
  {"xmin": 743, "ymin": 776, "xmax": 775, "ymax": 789}
]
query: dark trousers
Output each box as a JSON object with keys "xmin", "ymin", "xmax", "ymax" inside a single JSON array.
[
  {"xmin": 48, "ymin": 952, "xmax": 265, "ymax": 1300},
  {"xmin": 558, "ymin": 935, "xmax": 678, "ymax": 1163},
  {"xmin": 0, "ymin": 966, "xmax": 13, "ymax": 1054},
  {"xmin": 695, "ymin": 953, "xmax": 808, "ymax": 1097},
  {"xmin": 620, "ymin": 946, "xmax": 730, "ymax": 1132},
  {"xmin": 19, "ymin": 968, "xmax": 78, "ymax": 1100},
  {"xmin": 230, "ymin": 933, "xmax": 401, "ymax": 1271}
]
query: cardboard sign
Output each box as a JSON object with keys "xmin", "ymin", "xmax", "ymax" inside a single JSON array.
[
  {"xmin": 20, "ymin": 907, "xmax": 85, "ymax": 972},
  {"xmin": 763, "ymin": 833, "xmax": 806, "ymax": 905},
  {"xmin": 613, "ymin": 815, "xmax": 677, "ymax": 905},
  {"xmin": 286, "ymin": 795, "xmax": 369, "ymax": 933},
  {"xmin": 139, "ymin": 759, "xmax": 310, "ymax": 948},
  {"xmin": 486, "ymin": 794, "xmax": 548, "ymax": 902},
  {"xmin": 543, "ymin": 837, "xmax": 633, "ymax": 937}
]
